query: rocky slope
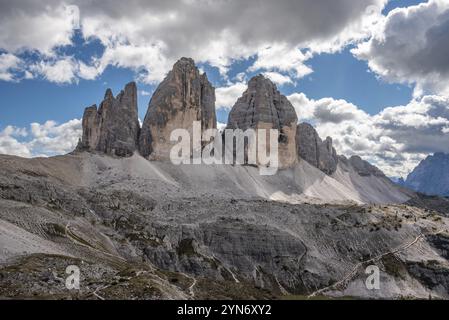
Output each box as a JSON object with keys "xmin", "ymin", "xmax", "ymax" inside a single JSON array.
[
  {"xmin": 0, "ymin": 152, "xmax": 449, "ymax": 300},
  {"xmin": 405, "ymin": 153, "xmax": 449, "ymax": 197}
]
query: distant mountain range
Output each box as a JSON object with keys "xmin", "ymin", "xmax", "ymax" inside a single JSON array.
[{"xmin": 400, "ymin": 153, "xmax": 449, "ymax": 197}]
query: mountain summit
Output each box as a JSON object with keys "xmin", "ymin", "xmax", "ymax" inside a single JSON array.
[
  {"xmin": 405, "ymin": 152, "xmax": 449, "ymax": 196},
  {"xmin": 139, "ymin": 57, "xmax": 216, "ymax": 160},
  {"xmin": 227, "ymin": 74, "xmax": 298, "ymax": 169},
  {"xmin": 77, "ymin": 82, "xmax": 140, "ymax": 157}
]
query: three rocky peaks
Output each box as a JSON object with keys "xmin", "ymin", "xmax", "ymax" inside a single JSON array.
[{"xmin": 77, "ymin": 57, "xmax": 382, "ymax": 176}]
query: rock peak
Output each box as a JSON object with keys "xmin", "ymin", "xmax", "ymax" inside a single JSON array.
[
  {"xmin": 77, "ymin": 83, "xmax": 140, "ymax": 157},
  {"xmin": 173, "ymin": 57, "xmax": 196, "ymax": 71},
  {"xmin": 247, "ymin": 74, "xmax": 276, "ymax": 88},
  {"xmin": 124, "ymin": 81, "xmax": 137, "ymax": 92},
  {"xmin": 104, "ymin": 88, "xmax": 113, "ymax": 100},
  {"xmin": 296, "ymin": 122, "xmax": 338, "ymax": 175},
  {"xmin": 139, "ymin": 58, "xmax": 216, "ymax": 159},
  {"xmin": 227, "ymin": 75, "xmax": 298, "ymax": 168}
]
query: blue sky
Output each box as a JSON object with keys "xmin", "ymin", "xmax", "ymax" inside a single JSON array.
[
  {"xmin": 0, "ymin": 41, "xmax": 413, "ymax": 127},
  {"xmin": 1, "ymin": 0, "xmax": 449, "ymax": 178}
]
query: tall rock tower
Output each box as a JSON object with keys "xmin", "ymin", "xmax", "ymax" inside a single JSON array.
[
  {"xmin": 226, "ymin": 75, "xmax": 298, "ymax": 169},
  {"xmin": 77, "ymin": 82, "xmax": 140, "ymax": 157},
  {"xmin": 139, "ymin": 57, "xmax": 217, "ymax": 160},
  {"xmin": 296, "ymin": 122, "xmax": 338, "ymax": 175}
]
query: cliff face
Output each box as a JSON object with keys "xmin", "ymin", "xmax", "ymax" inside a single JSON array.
[
  {"xmin": 296, "ymin": 122, "xmax": 338, "ymax": 175},
  {"xmin": 226, "ymin": 75, "xmax": 298, "ymax": 168},
  {"xmin": 77, "ymin": 82, "xmax": 140, "ymax": 157},
  {"xmin": 405, "ymin": 153, "xmax": 449, "ymax": 196},
  {"xmin": 75, "ymin": 58, "xmax": 388, "ymax": 182},
  {"xmin": 139, "ymin": 57, "xmax": 216, "ymax": 160}
]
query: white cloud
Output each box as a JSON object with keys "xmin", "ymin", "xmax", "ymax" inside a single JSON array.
[
  {"xmin": 31, "ymin": 57, "xmax": 103, "ymax": 84},
  {"xmin": 96, "ymin": 43, "xmax": 172, "ymax": 84},
  {"xmin": 215, "ymin": 82, "xmax": 247, "ymax": 110},
  {"xmin": 0, "ymin": 126, "xmax": 31, "ymax": 157},
  {"xmin": 33, "ymin": 58, "xmax": 78, "ymax": 84},
  {"xmin": 0, "ymin": 3, "xmax": 78, "ymax": 55},
  {"xmin": 249, "ymin": 44, "xmax": 313, "ymax": 78},
  {"xmin": 353, "ymin": 0, "xmax": 449, "ymax": 97},
  {"xmin": 289, "ymin": 92, "xmax": 449, "ymax": 177},
  {"xmin": 140, "ymin": 90, "xmax": 152, "ymax": 96},
  {"xmin": 78, "ymin": 61, "xmax": 102, "ymax": 80},
  {"xmin": 0, "ymin": 119, "xmax": 81, "ymax": 158},
  {"xmin": 28, "ymin": 119, "xmax": 82, "ymax": 155},
  {"xmin": 0, "ymin": 0, "xmax": 388, "ymax": 84},
  {"xmin": 0, "ymin": 53, "xmax": 21, "ymax": 81},
  {"xmin": 262, "ymin": 72, "xmax": 293, "ymax": 86}
]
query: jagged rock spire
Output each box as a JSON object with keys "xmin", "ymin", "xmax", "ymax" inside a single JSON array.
[
  {"xmin": 296, "ymin": 122, "xmax": 338, "ymax": 175},
  {"xmin": 77, "ymin": 82, "xmax": 140, "ymax": 157},
  {"xmin": 139, "ymin": 57, "xmax": 217, "ymax": 159}
]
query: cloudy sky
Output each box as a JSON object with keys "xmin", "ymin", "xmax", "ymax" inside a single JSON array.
[{"xmin": 0, "ymin": 0, "xmax": 448, "ymax": 178}]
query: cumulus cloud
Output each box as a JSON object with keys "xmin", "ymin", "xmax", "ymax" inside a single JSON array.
[
  {"xmin": 0, "ymin": 126, "xmax": 31, "ymax": 157},
  {"xmin": 29, "ymin": 56, "xmax": 104, "ymax": 84},
  {"xmin": 215, "ymin": 82, "xmax": 247, "ymax": 110},
  {"xmin": 250, "ymin": 45, "xmax": 313, "ymax": 79},
  {"xmin": 0, "ymin": 1, "xmax": 79, "ymax": 55},
  {"xmin": 0, "ymin": 53, "xmax": 21, "ymax": 81},
  {"xmin": 353, "ymin": 0, "xmax": 449, "ymax": 96},
  {"xmin": 32, "ymin": 57, "xmax": 79, "ymax": 84},
  {"xmin": 289, "ymin": 93, "xmax": 449, "ymax": 177},
  {"xmin": 262, "ymin": 72, "xmax": 294, "ymax": 86},
  {"xmin": 0, "ymin": 119, "xmax": 81, "ymax": 158},
  {"xmin": 0, "ymin": 0, "xmax": 387, "ymax": 83},
  {"xmin": 28, "ymin": 119, "xmax": 82, "ymax": 155}
]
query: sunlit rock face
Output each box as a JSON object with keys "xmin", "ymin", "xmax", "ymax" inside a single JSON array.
[
  {"xmin": 77, "ymin": 82, "xmax": 140, "ymax": 157},
  {"xmin": 226, "ymin": 75, "xmax": 298, "ymax": 169},
  {"xmin": 139, "ymin": 57, "xmax": 216, "ymax": 160}
]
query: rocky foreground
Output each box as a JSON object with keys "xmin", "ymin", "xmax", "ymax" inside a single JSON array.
[{"xmin": 1, "ymin": 152, "xmax": 449, "ymax": 300}]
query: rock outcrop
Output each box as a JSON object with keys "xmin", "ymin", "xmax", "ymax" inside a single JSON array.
[
  {"xmin": 77, "ymin": 82, "xmax": 140, "ymax": 157},
  {"xmin": 139, "ymin": 58, "xmax": 216, "ymax": 160},
  {"xmin": 339, "ymin": 155, "xmax": 385, "ymax": 177},
  {"xmin": 296, "ymin": 122, "xmax": 338, "ymax": 175},
  {"xmin": 226, "ymin": 75, "xmax": 298, "ymax": 168},
  {"xmin": 405, "ymin": 153, "xmax": 449, "ymax": 196}
]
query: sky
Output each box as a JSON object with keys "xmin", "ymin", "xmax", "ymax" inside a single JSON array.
[{"xmin": 1, "ymin": 0, "xmax": 449, "ymax": 178}]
